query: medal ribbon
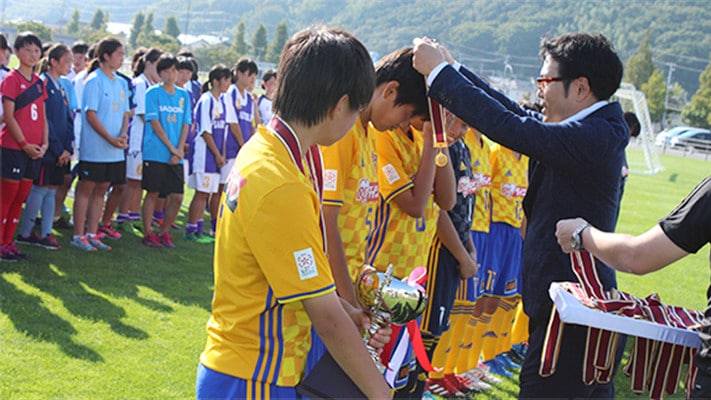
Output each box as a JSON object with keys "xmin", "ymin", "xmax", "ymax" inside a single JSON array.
[
  {"xmin": 268, "ymin": 117, "xmax": 327, "ymax": 252},
  {"xmin": 427, "ymin": 97, "xmax": 449, "ymax": 166}
]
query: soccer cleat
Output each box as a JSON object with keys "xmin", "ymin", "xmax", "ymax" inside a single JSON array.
[
  {"xmin": 142, "ymin": 233, "xmax": 163, "ymax": 248},
  {"xmin": 512, "ymin": 343, "xmax": 528, "ymax": 358},
  {"xmin": 71, "ymin": 236, "xmax": 98, "ymax": 252},
  {"xmin": 196, "ymin": 233, "xmax": 215, "ymax": 244},
  {"xmin": 470, "ymin": 365, "xmax": 502, "ymax": 385},
  {"xmin": 88, "ymin": 235, "xmax": 112, "ymax": 251},
  {"xmin": 98, "ymin": 223, "xmax": 122, "ymax": 239},
  {"xmin": 483, "ymin": 358, "xmax": 513, "ymax": 377},
  {"xmin": 17, "ymin": 231, "xmax": 42, "ymax": 246},
  {"xmin": 53, "ymin": 216, "xmax": 74, "ymax": 230},
  {"xmin": 507, "ymin": 348, "xmax": 525, "ymax": 365},
  {"xmin": 445, "ymin": 373, "xmax": 481, "ymax": 394},
  {"xmin": 425, "ymin": 377, "xmax": 469, "ymax": 399},
  {"xmin": 458, "ymin": 371, "xmax": 493, "ymax": 391},
  {"xmin": 7, "ymin": 242, "xmax": 27, "ymax": 260},
  {"xmin": 116, "ymin": 221, "xmax": 140, "ymax": 235},
  {"xmin": 496, "ymin": 353, "xmax": 521, "ymax": 370},
  {"xmin": 37, "ymin": 235, "xmax": 61, "ymax": 250},
  {"xmin": 159, "ymin": 232, "xmax": 175, "ymax": 248},
  {"xmin": 0, "ymin": 244, "xmax": 18, "ymax": 262},
  {"xmin": 184, "ymin": 231, "xmax": 198, "ymax": 241}
]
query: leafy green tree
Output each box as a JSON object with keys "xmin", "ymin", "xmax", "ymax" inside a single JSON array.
[
  {"xmin": 682, "ymin": 58, "xmax": 711, "ymax": 129},
  {"xmin": 136, "ymin": 31, "xmax": 180, "ymax": 54},
  {"xmin": 641, "ymin": 68, "xmax": 666, "ymax": 123},
  {"xmin": 265, "ymin": 21, "xmax": 288, "ymax": 63},
  {"xmin": 129, "ymin": 11, "xmax": 145, "ymax": 48},
  {"xmin": 231, "ymin": 20, "xmax": 248, "ymax": 56},
  {"xmin": 252, "ymin": 24, "xmax": 268, "ymax": 60},
  {"xmin": 14, "ymin": 21, "xmax": 52, "ymax": 43},
  {"xmin": 625, "ymin": 30, "xmax": 655, "ymax": 90},
  {"xmin": 66, "ymin": 9, "xmax": 81, "ymax": 34},
  {"xmin": 90, "ymin": 9, "xmax": 107, "ymax": 31},
  {"xmin": 164, "ymin": 15, "xmax": 180, "ymax": 39},
  {"xmin": 143, "ymin": 13, "xmax": 155, "ymax": 36}
]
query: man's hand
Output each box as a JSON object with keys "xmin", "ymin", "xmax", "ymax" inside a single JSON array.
[
  {"xmin": 555, "ymin": 217, "xmax": 588, "ymax": 253},
  {"xmin": 412, "ymin": 37, "xmax": 446, "ymax": 77}
]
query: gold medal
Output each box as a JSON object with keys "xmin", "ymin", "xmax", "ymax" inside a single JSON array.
[{"xmin": 435, "ymin": 149, "xmax": 448, "ymax": 167}]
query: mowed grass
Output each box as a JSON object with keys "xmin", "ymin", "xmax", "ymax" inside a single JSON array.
[{"xmin": 0, "ymin": 149, "xmax": 709, "ymax": 399}]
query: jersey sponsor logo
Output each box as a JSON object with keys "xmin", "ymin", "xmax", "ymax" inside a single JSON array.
[
  {"xmin": 471, "ymin": 172, "xmax": 491, "ymax": 192},
  {"xmin": 159, "ymin": 105, "xmax": 186, "ymax": 114},
  {"xmin": 457, "ymin": 176, "xmax": 478, "ymax": 196},
  {"xmin": 382, "ymin": 163, "xmax": 400, "ymax": 184},
  {"xmin": 225, "ymin": 172, "xmax": 247, "ymax": 212},
  {"xmin": 501, "ymin": 182, "xmax": 527, "ymax": 199},
  {"xmin": 213, "ymin": 120, "xmax": 226, "ymax": 130},
  {"xmin": 355, "ymin": 178, "xmax": 379, "ymax": 204},
  {"xmin": 294, "ymin": 247, "xmax": 318, "ymax": 280},
  {"xmin": 323, "ymin": 169, "xmax": 338, "ymax": 191}
]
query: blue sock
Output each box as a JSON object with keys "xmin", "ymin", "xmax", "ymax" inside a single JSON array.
[
  {"xmin": 210, "ymin": 218, "xmax": 217, "ymax": 233},
  {"xmin": 18, "ymin": 185, "xmax": 47, "ymax": 238},
  {"xmin": 40, "ymin": 188, "xmax": 56, "ymax": 237},
  {"xmin": 197, "ymin": 219, "xmax": 204, "ymax": 234},
  {"xmin": 129, "ymin": 212, "xmax": 141, "ymax": 221}
]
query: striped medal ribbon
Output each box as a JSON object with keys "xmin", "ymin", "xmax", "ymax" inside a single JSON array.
[{"xmin": 427, "ymin": 97, "xmax": 449, "ymax": 167}]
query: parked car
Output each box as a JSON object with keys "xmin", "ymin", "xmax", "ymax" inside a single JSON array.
[
  {"xmin": 655, "ymin": 126, "xmax": 694, "ymax": 147},
  {"xmin": 669, "ymin": 128, "xmax": 711, "ymax": 152}
]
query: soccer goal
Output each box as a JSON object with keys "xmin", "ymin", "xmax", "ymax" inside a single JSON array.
[{"xmin": 613, "ymin": 83, "xmax": 664, "ymax": 174}]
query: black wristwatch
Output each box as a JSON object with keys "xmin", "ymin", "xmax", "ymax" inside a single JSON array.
[{"xmin": 570, "ymin": 222, "xmax": 591, "ymax": 251}]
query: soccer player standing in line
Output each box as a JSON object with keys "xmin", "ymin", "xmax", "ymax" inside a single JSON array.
[
  {"xmin": 0, "ymin": 32, "xmax": 47, "ymax": 261},
  {"xmin": 71, "ymin": 37, "xmax": 129, "ymax": 252}
]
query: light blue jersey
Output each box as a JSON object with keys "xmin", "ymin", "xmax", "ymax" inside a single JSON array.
[
  {"xmin": 80, "ymin": 69, "xmax": 129, "ymax": 162},
  {"xmin": 143, "ymin": 84, "xmax": 192, "ymax": 164},
  {"xmin": 58, "ymin": 76, "xmax": 78, "ymax": 111}
]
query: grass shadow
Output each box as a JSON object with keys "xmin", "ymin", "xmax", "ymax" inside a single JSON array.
[{"xmin": 0, "ymin": 271, "xmax": 103, "ymax": 362}]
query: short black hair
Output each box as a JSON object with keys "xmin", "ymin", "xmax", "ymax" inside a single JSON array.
[
  {"xmin": 71, "ymin": 41, "xmax": 89, "ymax": 55},
  {"xmin": 233, "ymin": 57, "xmax": 258, "ymax": 76},
  {"xmin": 0, "ymin": 32, "xmax": 9, "ymax": 51},
  {"xmin": 375, "ymin": 47, "xmax": 428, "ymax": 117},
  {"xmin": 177, "ymin": 56, "xmax": 194, "ymax": 72},
  {"xmin": 540, "ymin": 33, "xmax": 623, "ymax": 101},
  {"xmin": 156, "ymin": 53, "xmax": 178, "ymax": 74},
  {"xmin": 623, "ymin": 111, "xmax": 641, "ymax": 137},
  {"xmin": 262, "ymin": 69, "xmax": 276, "ymax": 82},
  {"xmin": 202, "ymin": 63, "xmax": 231, "ymax": 93},
  {"xmin": 14, "ymin": 31, "xmax": 42, "ymax": 51},
  {"xmin": 274, "ymin": 26, "xmax": 375, "ymax": 128}
]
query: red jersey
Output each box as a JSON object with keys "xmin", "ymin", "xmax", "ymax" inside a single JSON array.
[{"xmin": 0, "ymin": 70, "xmax": 46, "ymax": 149}]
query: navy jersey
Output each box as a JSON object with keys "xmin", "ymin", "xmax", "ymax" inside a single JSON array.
[{"xmin": 448, "ymin": 140, "xmax": 476, "ymax": 245}]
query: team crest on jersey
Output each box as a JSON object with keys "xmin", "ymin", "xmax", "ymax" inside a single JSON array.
[
  {"xmin": 120, "ymin": 90, "xmax": 125, "ymax": 101},
  {"xmin": 323, "ymin": 169, "xmax": 338, "ymax": 191},
  {"xmin": 501, "ymin": 182, "xmax": 527, "ymax": 199},
  {"xmin": 294, "ymin": 248, "xmax": 318, "ymax": 280},
  {"xmin": 382, "ymin": 164, "xmax": 400, "ymax": 184},
  {"xmin": 179, "ymin": 97, "xmax": 185, "ymax": 109},
  {"xmin": 355, "ymin": 178, "xmax": 379, "ymax": 204},
  {"xmin": 225, "ymin": 172, "xmax": 247, "ymax": 212}
]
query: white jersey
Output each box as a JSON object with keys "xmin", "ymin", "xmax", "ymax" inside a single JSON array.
[{"xmin": 129, "ymin": 74, "xmax": 152, "ymax": 153}]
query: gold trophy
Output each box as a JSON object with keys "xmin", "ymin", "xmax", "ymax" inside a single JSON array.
[{"xmin": 355, "ymin": 264, "xmax": 429, "ymax": 372}]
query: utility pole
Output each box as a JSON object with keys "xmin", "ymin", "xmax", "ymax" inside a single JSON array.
[{"xmin": 662, "ymin": 62, "xmax": 675, "ymax": 130}]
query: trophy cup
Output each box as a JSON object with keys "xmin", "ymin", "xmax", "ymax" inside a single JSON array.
[{"xmin": 355, "ymin": 264, "xmax": 429, "ymax": 372}]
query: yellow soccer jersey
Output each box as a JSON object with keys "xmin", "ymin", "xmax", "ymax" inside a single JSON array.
[
  {"xmin": 201, "ymin": 124, "xmax": 335, "ymax": 387},
  {"xmin": 366, "ymin": 126, "xmax": 438, "ymax": 280},
  {"xmin": 463, "ymin": 128, "xmax": 493, "ymax": 233},
  {"xmin": 320, "ymin": 116, "xmax": 379, "ymax": 280},
  {"xmin": 489, "ymin": 143, "xmax": 528, "ymax": 228}
]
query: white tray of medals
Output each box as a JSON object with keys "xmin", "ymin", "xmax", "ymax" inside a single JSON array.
[{"xmin": 549, "ymin": 282, "xmax": 702, "ymax": 349}]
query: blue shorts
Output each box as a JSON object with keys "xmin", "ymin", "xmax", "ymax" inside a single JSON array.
[
  {"xmin": 453, "ymin": 230, "xmax": 488, "ymax": 304},
  {"xmin": 482, "ymin": 222, "xmax": 522, "ymax": 297},
  {"xmin": 196, "ymin": 363, "xmax": 301, "ymax": 399},
  {"xmin": 0, "ymin": 147, "xmax": 41, "ymax": 180},
  {"xmin": 420, "ymin": 236, "xmax": 461, "ymax": 337}
]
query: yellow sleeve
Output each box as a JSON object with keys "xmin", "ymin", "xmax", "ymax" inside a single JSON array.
[
  {"xmin": 377, "ymin": 130, "xmax": 414, "ymax": 203},
  {"xmin": 320, "ymin": 129, "xmax": 356, "ymax": 206},
  {"xmin": 245, "ymin": 183, "xmax": 335, "ymax": 303}
]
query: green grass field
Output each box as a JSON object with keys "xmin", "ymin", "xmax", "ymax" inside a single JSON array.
[{"xmin": 0, "ymin": 149, "xmax": 708, "ymax": 399}]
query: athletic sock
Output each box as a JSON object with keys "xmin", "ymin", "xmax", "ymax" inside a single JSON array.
[
  {"xmin": 510, "ymin": 301, "xmax": 529, "ymax": 346},
  {"xmin": 3, "ymin": 179, "xmax": 32, "ymax": 243},
  {"xmin": 468, "ymin": 313, "xmax": 491, "ymax": 369}
]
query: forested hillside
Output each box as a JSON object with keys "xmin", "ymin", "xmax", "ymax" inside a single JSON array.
[{"xmin": 10, "ymin": 0, "xmax": 711, "ymax": 91}]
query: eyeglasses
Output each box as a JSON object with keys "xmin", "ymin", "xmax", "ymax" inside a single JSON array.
[{"xmin": 536, "ymin": 76, "xmax": 565, "ymax": 90}]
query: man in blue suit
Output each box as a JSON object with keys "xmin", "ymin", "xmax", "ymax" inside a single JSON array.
[{"xmin": 413, "ymin": 33, "xmax": 628, "ymax": 398}]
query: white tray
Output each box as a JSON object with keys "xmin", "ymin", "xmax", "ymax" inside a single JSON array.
[{"xmin": 549, "ymin": 282, "xmax": 701, "ymax": 349}]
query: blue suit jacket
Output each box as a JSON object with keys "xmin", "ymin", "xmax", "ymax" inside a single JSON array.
[{"xmin": 429, "ymin": 64, "xmax": 629, "ymax": 321}]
